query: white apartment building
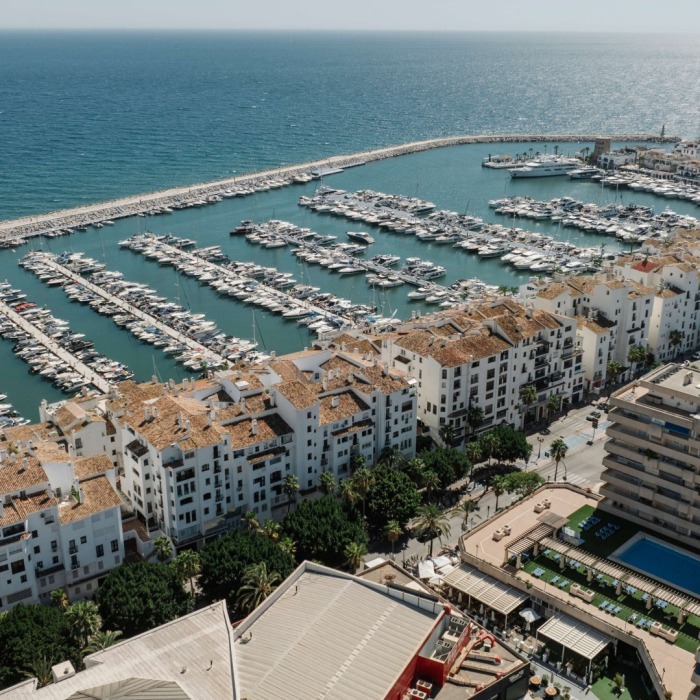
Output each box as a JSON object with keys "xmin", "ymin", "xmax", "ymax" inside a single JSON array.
[
  {"xmin": 0, "ymin": 437, "xmax": 123, "ymax": 611},
  {"xmin": 376, "ymin": 300, "xmax": 581, "ymax": 441},
  {"xmin": 102, "ymin": 344, "xmax": 416, "ymax": 548},
  {"xmin": 603, "ymin": 363, "xmax": 700, "ymax": 549}
]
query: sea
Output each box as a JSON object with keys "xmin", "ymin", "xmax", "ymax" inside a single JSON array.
[{"xmin": 1, "ymin": 30, "xmax": 700, "ymax": 419}]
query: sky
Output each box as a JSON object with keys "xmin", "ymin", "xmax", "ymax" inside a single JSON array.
[{"xmin": 2, "ymin": 0, "xmax": 700, "ymax": 33}]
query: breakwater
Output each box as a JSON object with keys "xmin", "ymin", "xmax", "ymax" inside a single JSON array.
[{"xmin": 0, "ymin": 133, "xmax": 675, "ymax": 244}]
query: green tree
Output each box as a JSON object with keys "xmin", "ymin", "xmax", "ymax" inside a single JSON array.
[
  {"xmin": 50, "ymin": 588, "xmax": 69, "ymax": 612},
  {"xmin": 152, "ymin": 535, "xmax": 173, "ymax": 563},
  {"xmin": 23, "ymin": 656, "xmax": 54, "ymax": 689},
  {"xmin": 550, "ymin": 438, "xmax": 569, "ymax": 482},
  {"xmin": 83, "ymin": 630, "xmax": 122, "ymax": 655},
  {"xmin": 405, "ymin": 456, "xmax": 426, "ymax": 482},
  {"xmin": 414, "ymin": 503, "xmax": 451, "ymax": 557},
  {"xmin": 345, "ymin": 541, "xmax": 368, "ymax": 573},
  {"xmin": 450, "ymin": 500, "xmax": 480, "ymax": 531},
  {"xmin": 547, "ymin": 394, "xmax": 562, "ymax": 421},
  {"xmin": 377, "ymin": 446, "xmax": 406, "ymax": 469},
  {"xmin": 278, "ymin": 536, "xmax": 297, "ymax": 558},
  {"xmin": 339, "ymin": 478, "xmax": 360, "ymax": 508},
  {"xmin": 258, "ymin": 520, "xmax": 282, "ymax": 542},
  {"xmin": 669, "ymin": 329, "xmax": 684, "ymax": 358},
  {"xmin": 385, "ymin": 519, "xmax": 402, "ymax": 555},
  {"xmin": 65, "ymin": 601, "xmax": 101, "ymax": 649},
  {"xmin": 520, "ymin": 384, "xmax": 538, "ymax": 427},
  {"xmin": 466, "ymin": 406, "xmax": 485, "ymax": 439},
  {"xmin": 627, "ymin": 344, "xmax": 647, "ymax": 374},
  {"xmin": 366, "ymin": 464, "xmax": 421, "ymax": 531},
  {"xmin": 283, "ymin": 474, "xmax": 300, "ymax": 513},
  {"xmin": 503, "ymin": 471, "xmax": 545, "ymax": 498},
  {"xmin": 421, "ymin": 469, "xmax": 441, "ymax": 498},
  {"xmin": 282, "ymin": 495, "xmax": 367, "ymax": 568},
  {"xmin": 173, "ymin": 549, "xmax": 202, "ymax": 596},
  {"xmin": 606, "ymin": 359, "xmax": 623, "ymax": 385},
  {"xmin": 0, "ymin": 604, "xmax": 78, "ymax": 689},
  {"xmin": 488, "ymin": 425, "xmax": 532, "ymax": 464},
  {"xmin": 319, "ymin": 470, "xmax": 336, "ymax": 495},
  {"xmin": 465, "ymin": 442, "xmax": 482, "ymax": 469},
  {"xmin": 421, "ymin": 447, "xmax": 472, "ymax": 489},
  {"xmin": 242, "ymin": 510, "xmax": 260, "ymax": 533},
  {"xmin": 352, "ymin": 466, "xmax": 376, "ymax": 520},
  {"xmin": 350, "ymin": 453, "xmax": 367, "ymax": 473},
  {"xmin": 438, "ymin": 423, "xmax": 457, "ymax": 447},
  {"xmin": 236, "ymin": 563, "xmax": 282, "ymax": 614},
  {"xmin": 199, "ymin": 532, "xmax": 294, "ymax": 612},
  {"xmin": 492, "ymin": 475, "xmax": 508, "ymax": 511},
  {"xmin": 95, "ymin": 562, "xmax": 190, "ymax": 638},
  {"xmin": 479, "ymin": 431, "xmax": 500, "ymax": 465}
]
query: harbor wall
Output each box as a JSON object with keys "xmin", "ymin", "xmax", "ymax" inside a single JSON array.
[{"xmin": 0, "ymin": 132, "xmax": 676, "ymax": 242}]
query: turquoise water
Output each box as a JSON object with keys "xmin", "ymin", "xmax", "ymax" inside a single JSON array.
[
  {"xmin": 2, "ymin": 31, "xmax": 700, "ymax": 419},
  {"xmin": 617, "ymin": 537, "xmax": 700, "ymax": 596}
]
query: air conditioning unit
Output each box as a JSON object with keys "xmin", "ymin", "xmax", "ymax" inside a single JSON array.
[{"xmin": 409, "ymin": 691, "xmax": 427, "ymax": 700}]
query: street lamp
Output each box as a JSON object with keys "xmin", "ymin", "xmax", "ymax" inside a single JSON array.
[{"xmin": 537, "ymin": 436, "xmax": 544, "ymax": 460}]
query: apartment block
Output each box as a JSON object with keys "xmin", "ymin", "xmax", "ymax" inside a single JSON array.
[
  {"xmin": 376, "ymin": 299, "xmax": 581, "ymax": 441},
  {"xmin": 0, "ymin": 438, "xmax": 123, "ymax": 611},
  {"xmin": 602, "ymin": 363, "xmax": 700, "ymax": 548}
]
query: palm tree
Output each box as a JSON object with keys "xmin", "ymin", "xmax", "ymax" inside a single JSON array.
[
  {"xmin": 84, "ymin": 630, "xmax": 122, "ymax": 654},
  {"xmin": 65, "ymin": 601, "xmax": 101, "ymax": 648},
  {"xmin": 550, "ymin": 438, "xmax": 568, "ymax": 482},
  {"xmin": 24, "ymin": 656, "xmax": 54, "ymax": 688},
  {"xmin": 385, "ymin": 519, "xmax": 402, "ymax": 555},
  {"xmin": 491, "ymin": 475, "xmax": 508, "ymax": 511},
  {"xmin": 520, "ymin": 384, "xmax": 538, "ymax": 427},
  {"xmin": 242, "ymin": 510, "xmax": 260, "ymax": 533},
  {"xmin": 352, "ymin": 466, "xmax": 375, "ymax": 520},
  {"xmin": 414, "ymin": 503, "xmax": 451, "ymax": 557},
  {"xmin": 237, "ymin": 562, "xmax": 282, "ymax": 614},
  {"xmin": 479, "ymin": 431, "xmax": 499, "ymax": 466},
  {"xmin": 278, "ymin": 536, "xmax": 297, "ymax": 558},
  {"xmin": 339, "ymin": 479, "xmax": 359, "ymax": 507},
  {"xmin": 546, "ymin": 393, "xmax": 562, "ymax": 421},
  {"xmin": 377, "ymin": 446, "xmax": 405, "ymax": 469},
  {"xmin": 50, "ymin": 587, "xmax": 69, "ymax": 612},
  {"xmin": 319, "ymin": 470, "xmax": 336, "ymax": 495},
  {"xmin": 350, "ymin": 453, "xmax": 367, "ymax": 473},
  {"xmin": 606, "ymin": 359, "xmax": 623, "ymax": 385},
  {"xmin": 174, "ymin": 549, "xmax": 202, "ymax": 596},
  {"xmin": 466, "ymin": 406, "xmax": 485, "ymax": 439},
  {"xmin": 669, "ymin": 329, "xmax": 684, "ymax": 359},
  {"xmin": 283, "ymin": 474, "xmax": 300, "ymax": 513},
  {"xmin": 422, "ymin": 469, "xmax": 441, "ymax": 498},
  {"xmin": 345, "ymin": 541, "xmax": 368, "ymax": 573},
  {"xmin": 152, "ymin": 534, "xmax": 173, "ymax": 562},
  {"xmin": 451, "ymin": 500, "xmax": 480, "ymax": 531},
  {"xmin": 439, "ymin": 423, "xmax": 457, "ymax": 447},
  {"xmin": 406, "ymin": 456, "xmax": 426, "ymax": 482},
  {"xmin": 465, "ymin": 441, "xmax": 482, "ymax": 467},
  {"xmin": 628, "ymin": 345, "xmax": 647, "ymax": 375},
  {"xmin": 258, "ymin": 519, "xmax": 281, "ymax": 542}
]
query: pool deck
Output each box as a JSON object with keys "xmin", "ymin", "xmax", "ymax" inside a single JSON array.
[{"xmin": 458, "ymin": 486, "xmax": 695, "ymax": 700}]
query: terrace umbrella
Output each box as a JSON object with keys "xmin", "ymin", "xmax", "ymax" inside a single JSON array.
[
  {"xmin": 646, "ymin": 596, "xmax": 653, "ymax": 611},
  {"xmin": 519, "ymin": 608, "xmax": 541, "ymax": 632},
  {"xmin": 587, "ymin": 568, "xmax": 594, "ymax": 583}
]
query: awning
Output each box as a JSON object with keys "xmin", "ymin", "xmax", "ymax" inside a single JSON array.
[
  {"xmin": 537, "ymin": 613, "xmax": 610, "ymax": 660},
  {"xmin": 443, "ymin": 564, "xmax": 529, "ymax": 616}
]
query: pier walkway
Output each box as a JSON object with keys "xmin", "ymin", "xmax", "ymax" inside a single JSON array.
[
  {"xmin": 0, "ymin": 300, "xmax": 111, "ymax": 394},
  {"xmin": 0, "ymin": 133, "xmax": 673, "ymax": 244},
  {"xmin": 30, "ymin": 255, "xmax": 227, "ymax": 367}
]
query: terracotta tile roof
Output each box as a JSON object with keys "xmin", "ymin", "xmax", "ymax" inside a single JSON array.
[
  {"xmin": 358, "ymin": 365, "xmax": 410, "ymax": 394},
  {"xmin": 395, "ymin": 328, "xmax": 510, "ymax": 366},
  {"xmin": 217, "ymin": 368, "xmax": 266, "ymax": 391},
  {"xmin": 657, "ymin": 288, "xmax": 680, "ymax": 299},
  {"xmin": 247, "ymin": 446, "xmax": 287, "ymax": 464},
  {"xmin": 75, "ymin": 454, "xmax": 114, "ymax": 479},
  {"xmin": 493, "ymin": 314, "xmax": 545, "ymax": 343},
  {"xmin": 58, "ymin": 475, "xmax": 122, "ymax": 524},
  {"xmin": 627, "ymin": 281, "xmax": 656, "ymax": 298},
  {"xmin": 632, "ymin": 259, "xmax": 660, "ymax": 273},
  {"xmin": 0, "ymin": 421, "xmax": 59, "ymax": 444},
  {"xmin": 319, "ymin": 391, "xmax": 370, "ymax": 425},
  {"xmin": 531, "ymin": 308, "xmax": 563, "ymax": 331},
  {"xmin": 105, "ymin": 418, "xmax": 117, "ymax": 436},
  {"xmin": 331, "ymin": 418, "xmax": 374, "ymax": 437},
  {"xmin": 32, "ymin": 441, "xmax": 71, "ymax": 463},
  {"xmin": 329, "ymin": 333, "xmax": 381, "ymax": 356},
  {"xmin": 576, "ymin": 315, "xmax": 615, "ymax": 336},
  {"xmin": 0, "ymin": 457, "xmax": 49, "ymax": 495},
  {"xmin": 0, "ymin": 490, "xmax": 56, "ymax": 528},
  {"xmin": 53, "ymin": 404, "xmax": 87, "ymax": 430},
  {"xmin": 536, "ymin": 282, "xmax": 569, "ymax": 300},
  {"xmin": 227, "ymin": 415, "xmax": 292, "ymax": 450},
  {"xmin": 271, "ymin": 359, "xmax": 312, "ymax": 384},
  {"xmin": 276, "ymin": 380, "xmax": 318, "ymax": 409}
]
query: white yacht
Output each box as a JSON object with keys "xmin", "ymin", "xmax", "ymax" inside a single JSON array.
[
  {"xmin": 510, "ymin": 156, "xmax": 580, "ymax": 178},
  {"xmin": 346, "ymin": 231, "xmax": 375, "ymax": 244}
]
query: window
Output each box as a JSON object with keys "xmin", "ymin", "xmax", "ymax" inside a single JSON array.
[
  {"xmin": 80, "ymin": 536, "xmax": 87, "ymax": 545},
  {"xmin": 11, "ymin": 560, "xmax": 25, "ymax": 574},
  {"xmin": 111, "ymin": 539, "xmax": 119, "ymax": 553},
  {"xmin": 96, "ymin": 544, "xmax": 104, "ymax": 558}
]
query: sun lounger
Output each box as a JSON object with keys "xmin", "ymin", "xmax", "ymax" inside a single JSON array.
[
  {"xmin": 599, "ymin": 601, "xmax": 609, "ymax": 611},
  {"xmin": 551, "ymin": 575, "xmax": 560, "ymax": 584}
]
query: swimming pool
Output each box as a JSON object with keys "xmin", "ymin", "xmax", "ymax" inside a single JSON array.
[{"xmin": 613, "ymin": 534, "xmax": 700, "ymax": 597}]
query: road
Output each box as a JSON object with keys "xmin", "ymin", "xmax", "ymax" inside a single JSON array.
[{"xmin": 369, "ymin": 400, "xmax": 609, "ymax": 562}]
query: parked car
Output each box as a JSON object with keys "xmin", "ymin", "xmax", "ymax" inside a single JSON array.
[
  {"xmin": 586, "ymin": 410, "xmax": 602, "ymax": 421},
  {"xmin": 692, "ymin": 351, "xmax": 700, "ymax": 360}
]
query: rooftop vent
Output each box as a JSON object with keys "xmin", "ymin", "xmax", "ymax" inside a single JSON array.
[
  {"xmin": 331, "ymin": 396, "xmax": 340, "ymax": 408},
  {"xmin": 51, "ymin": 661, "xmax": 76, "ymax": 684},
  {"xmin": 251, "ymin": 418, "xmax": 258, "ymax": 435}
]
